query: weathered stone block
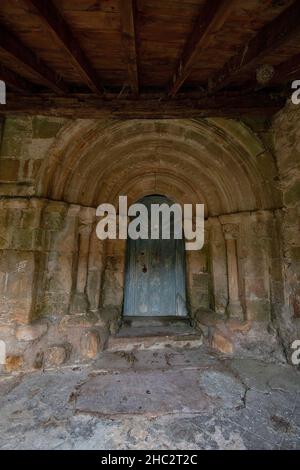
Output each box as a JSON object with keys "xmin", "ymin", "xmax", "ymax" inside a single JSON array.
[
  {"xmin": 290, "ymin": 247, "xmax": 300, "ymax": 263},
  {"xmin": 21, "ymin": 205, "xmax": 43, "ymax": 229},
  {"xmin": 44, "ymin": 345, "xmax": 69, "ymax": 367},
  {"xmin": 189, "ymin": 288, "xmax": 210, "ymax": 311},
  {"xmin": 98, "ymin": 306, "xmax": 121, "ymax": 335},
  {"xmin": 1, "ymin": 118, "xmax": 31, "ymax": 158},
  {"xmin": 42, "ymin": 202, "xmax": 67, "ymax": 231},
  {"xmin": 0, "ymin": 158, "xmax": 20, "ymax": 182},
  {"xmin": 11, "ymin": 228, "xmax": 34, "ymax": 250},
  {"xmin": 284, "ymin": 182, "xmax": 300, "ymax": 207},
  {"xmin": 70, "ymin": 292, "xmax": 89, "ymax": 314},
  {"xmin": 86, "ymin": 270, "xmax": 102, "ymax": 311},
  {"xmin": 102, "ymin": 256, "xmax": 125, "ymax": 307},
  {"xmin": 211, "ymin": 330, "xmax": 233, "ymax": 354},
  {"xmin": 58, "ymin": 315, "xmax": 91, "ymax": 332},
  {"xmin": 16, "ymin": 323, "xmax": 48, "ymax": 341},
  {"xmin": 192, "ymin": 273, "xmax": 209, "ymax": 289},
  {"xmin": 80, "ymin": 329, "xmax": 100, "ymax": 358},
  {"xmin": 0, "ymin": 250, "xmax": 36, "ymax": 324},
  {"xmin": 106, "ymin": 239, "xmax": 126, "ymax": 257},
  {"xmin": 5, "ymin": 355, "xmax": 23, "ymax": 373},
  {"xmin": 226, "ymin": 320, "xmax": 251, "ymax": 333},
  {"xmin": 32, "ymin": 117, "xmax": 64, "ymax": 139},
  {"xmin": 33, "ymin": 351, "xmax": 44, "ymax": 369},
  {"xmin": 243, "ymin": 257, "xmax": 266, "ymax": 278},
  {"xmin": 244, "ymin": 277, "xmax": 268, "ymax": 300},
  {"xmin": 0, "ymin": 325, "xmax": 15, "ymax": 338},
  {"xmin": 245, "ymin": 300, "xmax": 271, "ymax": 322}
]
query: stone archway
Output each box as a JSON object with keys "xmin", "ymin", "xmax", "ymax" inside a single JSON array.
[
  {"xmin": 35, "ymin": 118, "xmax": 280, "ymax": 214},
  {"xmin": 0, "ymin": 115, "xmax": 289, "ymax": 369},
  {"xmin": 29, "ymin": 117, "xmax": 283, "ymax": 328}
]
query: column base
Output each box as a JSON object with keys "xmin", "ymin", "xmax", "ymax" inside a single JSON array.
[
  {"xmin": 226, "ymin": 301, "xmax": 243, "ymax": 320},
  {"xmin": 70, "ymin": 292, "xmax": 89, "ymax": 314}
]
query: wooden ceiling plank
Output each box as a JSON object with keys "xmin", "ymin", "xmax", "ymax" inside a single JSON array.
[
  {"xmin": 0, "ymin": 64, "xmax": 34, "ymax": 93},
  {"xmin": 274, "ymin": 52, "xmax": 300, "ymax": 82},
  {"xmin": 119, "ymin": 0, "xmax": 139, "ymax": 95},
  {"xmin": 25, "ymin": 0, "xmax": 103, "ymax": 94},
  {"xmin": 168, "ymin": 0, "xmax": 237, "ymax": 96},
  {"xmin": 0, "ymin": 92, "xmax": 285, "ymax": 119},
  {"xmin": 208, "ymin": 0, "xmax": 300, "ymax": 94},
  {"xmin": 0, "ymin": 24, "xmax": 68, "ymax": 94}
]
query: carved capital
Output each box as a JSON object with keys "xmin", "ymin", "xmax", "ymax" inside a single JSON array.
[
  {"xmin": 222, "ymin": 223, "xmax": 239, "ymax": 240},
  {"xmin": 79, "ymin": 206, "xmax": 95, "ymax": 225}
]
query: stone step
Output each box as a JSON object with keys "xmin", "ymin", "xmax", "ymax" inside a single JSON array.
[
  {"xmin": 123, "ymin": 316, "xmax": 191, "ymax": 328},
  {"xmin": 106, "ymin": 323, "xmax": 203, "ymax": 352}
]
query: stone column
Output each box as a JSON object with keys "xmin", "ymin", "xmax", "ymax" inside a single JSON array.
[
  {"xmin": 101, "ymin": 219, "xmax": 126, "ymax": 309},
  {"xmin": 76, "ymin": 225, "xmax": 92, "ymax": 294},
  {"xmin": 222, "ymin": 223, "xmax": 243, "ymax": 319},
  {"xmin": 86, "ymin": 228, "xmax": 105, "ymax": 312},
  {"xmin": 71, "ymin": 208, "xmax": 94, "ymax": 314},
  {"xmin": 208, "ymin": 218, "xmax": 228, "ymax": 315},
  {"xmin": 243, "ymin": 212, "xmax": 272, "ymax": 321}
]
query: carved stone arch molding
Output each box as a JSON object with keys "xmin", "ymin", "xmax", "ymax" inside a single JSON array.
[{"xmin": 36, "ymin": 118, "xmax": 281, "ymax": 217}]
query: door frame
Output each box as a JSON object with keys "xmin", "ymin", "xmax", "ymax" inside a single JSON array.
[{"xmin": 122, "ymin": 194, "xmax": 188, "ymax": 317}]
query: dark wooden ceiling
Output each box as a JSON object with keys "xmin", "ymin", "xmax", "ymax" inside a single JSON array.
[{"xmin": 0, "ymin": 0, "xmax": 300, "ymax": 118}]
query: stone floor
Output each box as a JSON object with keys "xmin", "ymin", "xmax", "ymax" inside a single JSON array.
[{"xmin": 0, "ymin": 345, "xmax": 300, "ymax": 450}]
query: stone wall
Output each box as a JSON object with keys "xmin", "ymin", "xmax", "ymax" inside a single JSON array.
[
  {"xmin": 0, "ymin": 197, "xmax": 284, "ymax": 369},
  {"xmin": 0, "ymin": 110, "xmax": 298, "ymax": 371},
  {"xmin": 272, "ymin": 102, "xmax": 300, "ymax": 353},
  {"xmin": 0, "ymin": 116, "xmax": 67, "ymax": 198},
  {"xmin": 0, "ymin": 197, "xmax": 113, "ymax": 371}
]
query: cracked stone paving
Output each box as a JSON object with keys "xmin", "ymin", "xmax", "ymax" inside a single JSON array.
[{"xmin": 1, "ymin": 346, "xmax": 299, "ymax": 450}]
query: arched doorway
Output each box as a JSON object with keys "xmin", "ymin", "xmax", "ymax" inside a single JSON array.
[{"xmin": 123, "ymin": 195, "xmax": 187, "ymax": 317}]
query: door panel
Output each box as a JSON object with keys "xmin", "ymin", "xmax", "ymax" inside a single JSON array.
[{"xmin": 123, "ymin": 195, "xmax": 187, "ymax": 317}]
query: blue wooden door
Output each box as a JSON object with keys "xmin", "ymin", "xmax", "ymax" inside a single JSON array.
[{"xmin": 123, "ymin": 196, "xmax": 187, "ymax": 316}]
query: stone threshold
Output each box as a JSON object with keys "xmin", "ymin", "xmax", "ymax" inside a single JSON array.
[{"xmin": 107, "ymin": 317, "xmax": 203, "ymax": 352}]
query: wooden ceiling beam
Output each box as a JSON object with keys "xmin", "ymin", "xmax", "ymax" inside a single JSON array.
[
  {"xmin": 0, "ymin": 65, "xmax": 34, "ymax": 93},
  {"xmin": 25, "ymin": 0, "xmax": 103, "ymax": 95},
  {"xmin": 0, "ymin": 24, "xmax": 68, "ymax": 94},
  {"xmin": 208, "ymin": 0, "xmax": 300, "ymax": 94},
  {"xmin": 0, "ymin": 92, "xmax": 285, "ymax": 119},
  {"xmin": 168, "ymin": 0, "xmax": 237, "ymax": 96},
  {"xmin": 119, "ymin": 0, "xmax": 139, "ymax": 95}
]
